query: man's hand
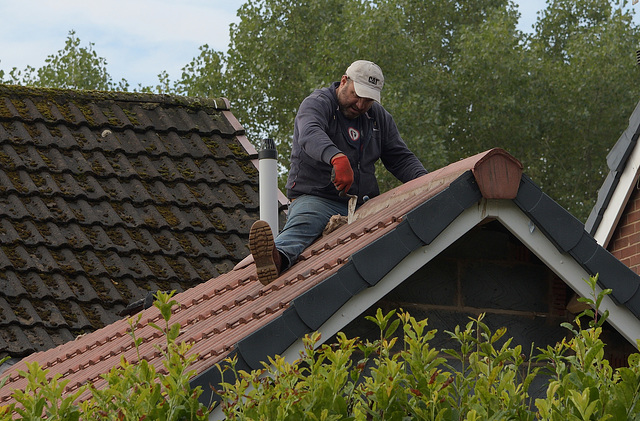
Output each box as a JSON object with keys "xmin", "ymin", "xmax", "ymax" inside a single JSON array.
[{"xmin": 330, "ymin": 153, "xmax": 354, "ymax": 195}]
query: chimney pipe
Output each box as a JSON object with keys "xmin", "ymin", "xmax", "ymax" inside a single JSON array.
[{"xmin": 259, "ymin": 138, "xmax": 279, "ymax": 236}]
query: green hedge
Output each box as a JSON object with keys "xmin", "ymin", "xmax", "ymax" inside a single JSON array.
[{"xmin": 2, "ymin": 277, "xmax": 640, "ymax": 420}]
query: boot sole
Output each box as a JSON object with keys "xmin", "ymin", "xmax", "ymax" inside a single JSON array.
[{"xmin": 249, "ymin": 220, "xmax": 278, "ymax": 285}]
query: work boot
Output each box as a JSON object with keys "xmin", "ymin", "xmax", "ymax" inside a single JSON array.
[{"xmin": 249, "ymin": 220, "xmax": 282, "ymax": 285}]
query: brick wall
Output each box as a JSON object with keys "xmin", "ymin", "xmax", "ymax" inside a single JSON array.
[{"xmin": 609, "ymin": 185, "xmax": 640, "ymax": 274}]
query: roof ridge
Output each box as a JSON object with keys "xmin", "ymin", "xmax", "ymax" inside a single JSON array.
[{"xmin": 0, "ymin": 84, "xmax": 231, "ymax": 111}]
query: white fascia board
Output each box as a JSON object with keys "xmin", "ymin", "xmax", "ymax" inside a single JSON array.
[{"xmin": 593, "ymin": 143, "xmax": 640, "ymax": 248}]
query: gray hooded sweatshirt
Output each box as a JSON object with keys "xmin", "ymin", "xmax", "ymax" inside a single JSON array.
[{"xmin": 285, "ymin": 81, "xmax": 428, "ymax": 204}]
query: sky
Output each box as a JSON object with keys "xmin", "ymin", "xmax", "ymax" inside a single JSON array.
[{"xmin": 0, "ymin": 0, "xmax": 637, "ymax": 88}]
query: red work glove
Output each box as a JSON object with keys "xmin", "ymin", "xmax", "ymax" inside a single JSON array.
[{"xmin": 330, "ymin": 154, "xmax": 353, "ymax": 195}]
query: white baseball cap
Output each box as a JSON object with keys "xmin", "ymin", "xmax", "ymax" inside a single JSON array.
[{"xmin": 345, "ymin": 60, "xmax": 384, "ymax": 103}]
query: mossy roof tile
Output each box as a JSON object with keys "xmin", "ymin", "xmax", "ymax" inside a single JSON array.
[
  {"xmin": 0, "ymin": 144, "xmax": 26, "ymax": 170},
  {"xmin": 0, "ymin": 84, "xmax": 268, "ymax": 359},
  {"xmin": 0, "ymin": 272, "xmax": 28, "ymax": 298},
  {"xmin": 0, "ymin": 326, "xmax": 35, "ymax": 356},
  {"xmin": 0, "ymin": 297, "xmax": 19, "ymax": 325},
  {"xmin": 22, "ymin": 276, "xmax": 55, "ymax": 300},
  {"xmin": 0, "ymin": 195, "xmax": 30, "ymax": 219},
  {"xmin": 0, "ymin": 220, "xmax": 20, "ymax": 244},
  {"xmin": 37, "ymin": 272, "xmax": 76, "ymax": 300}
]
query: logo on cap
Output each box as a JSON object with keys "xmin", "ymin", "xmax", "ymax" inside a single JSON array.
[{"xmin": 345, "ymin": 60, "xmax": 384, "ymax": 102}]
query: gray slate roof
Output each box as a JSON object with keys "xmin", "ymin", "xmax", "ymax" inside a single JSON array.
[{"xmin": 0, "ymin": 84, "xmax": 261, "ymax": 358}]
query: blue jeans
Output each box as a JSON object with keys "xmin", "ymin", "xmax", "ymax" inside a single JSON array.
[{"xmin": 275, "ymin": 195, "xmax": 348, "ymax": 270}]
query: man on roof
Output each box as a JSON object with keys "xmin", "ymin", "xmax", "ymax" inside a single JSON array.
[{"xmin": 250, "ymin": 59, "xmax": 428, "ymax": 285}]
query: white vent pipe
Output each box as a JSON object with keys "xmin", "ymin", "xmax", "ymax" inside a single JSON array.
[{"xmin": 259, "ymin": 138, "xmax": 279, "ymax": 235}]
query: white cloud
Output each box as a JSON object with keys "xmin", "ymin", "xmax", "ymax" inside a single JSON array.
[{"xmin": 0, "ymin": 0, "xmax": 243, "ymax": 86}]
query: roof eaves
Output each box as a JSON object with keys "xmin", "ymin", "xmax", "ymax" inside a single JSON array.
[
  {"xmin": 584, "ymin": 171, "xmax": 619, "ymax": 235},
  {"xmin": 292, "ymin": 261, "xmax": 369, "ymax": 329},
  {"xmin": 494, "ymin": 200, "xmax": 640, "ymax": 346},
  {"xmin": 514, "ymin": 175, "xmax": 584, "ymax": 252},
  {"xmin": 515, "ymin": 175, "xmax": 640, "ymax": 313},
  {"xmin": 236, "ymin": 306, "xmax": 311, "ymax": 370}
]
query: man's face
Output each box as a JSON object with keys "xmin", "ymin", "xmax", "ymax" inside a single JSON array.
[{"xmin": 336, "ymin": 76, "xmax": 374, "ymax": 119}]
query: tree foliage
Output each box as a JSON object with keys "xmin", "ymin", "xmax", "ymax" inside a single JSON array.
[
  {"xmin": 216, "ymin": 310, "xmax": 538, "ymax": 420},
  {"xmin": 214, "ymin": 277, "xmax": 640, "ymax": 420},
  {"xmin": 2, "ymin": 2, "xmax": 640, "ymax": 220},
  {"xmin": 224, "ymin": 0, "xmax": 370, "ymax": 181},
  {"xmin": 139, "ymin": 45, "xmax": 227, "ymax": 97},
  {"xmin": 524, "ymin": 0, "xmax": 640, "ymax": 214},
  {"xmin": 220, "ymin": 0, "xmax": 640, "ymax": 219},
  {"xmin": 3, "ymin": 30, "xmax": 128, "ymax": 91}
]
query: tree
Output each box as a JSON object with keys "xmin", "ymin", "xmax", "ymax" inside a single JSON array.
[
  {"xmin": 221, "ymin": 0, "xmax": 640, "ymax": 220},
  {"xmin": 440, "ymin": 5, "xmax": 533, "ymax": 167},
  {"xmin": 526, "ymin": 0, "xmax": 640, "ymax": 218},
  {"xmin": 173, "ymin": 45, "xmax": 226, "ymax": 98},
  {"xmin": 140, "ymin": 45, "xmax": 227, "ymax": 97},
  {"xmin": 4, "ymin": 30, "xmax": 128, "ymax": 91},
  {"xmin": 224, "ymin": 0, "xmax": 368, "ymax": 183},
  {"xmin": 2, "ymin": 1, "xmax": 640, "ymax": 221}
]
